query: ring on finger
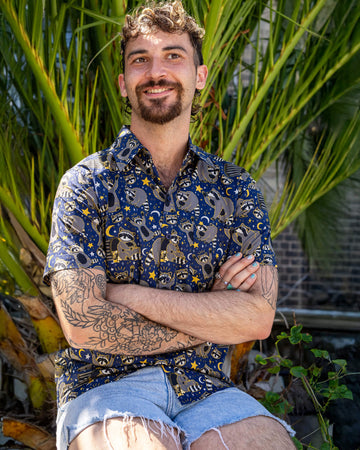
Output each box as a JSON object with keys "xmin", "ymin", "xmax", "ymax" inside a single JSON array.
[{"xmin": 215, "ymin": 272, "xmax": 229, "ymax": 286}]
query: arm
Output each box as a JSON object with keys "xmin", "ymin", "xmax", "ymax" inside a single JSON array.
[
  {"xmin": 51, "ymin": 267, "xmax": 203, "ymax": 355},
  {"xmin": 107, "ymin": 254, "xmax": 278, "ymax": 345}
]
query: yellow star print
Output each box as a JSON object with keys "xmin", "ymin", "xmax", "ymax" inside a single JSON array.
[{"xmin": 192, "ymin": 275, "xmax": 200, "ymax": 283}]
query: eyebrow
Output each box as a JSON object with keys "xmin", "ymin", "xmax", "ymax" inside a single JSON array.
[{"xmin": 126, "ymin": 45, "xmax": 188, "ymax": 60}]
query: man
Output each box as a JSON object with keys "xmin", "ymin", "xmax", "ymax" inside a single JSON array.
[{"xmin": 44, "ymin": 1, "xmax": 295, "ymax": 449}]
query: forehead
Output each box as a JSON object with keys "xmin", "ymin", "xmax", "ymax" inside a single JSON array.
[{"xmin": 125, "ymin": 30, "xmax": 194, "ymax": 57}]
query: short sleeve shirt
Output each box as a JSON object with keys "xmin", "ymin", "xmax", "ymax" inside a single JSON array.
[{"xmin": 44, "ymin": 126, "xmax": 277, "ymax": 408}]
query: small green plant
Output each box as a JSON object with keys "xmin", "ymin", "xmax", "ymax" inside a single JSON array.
[{"xmin": 255, "ymin": 325, "xmax": 354, "ymax": 450}]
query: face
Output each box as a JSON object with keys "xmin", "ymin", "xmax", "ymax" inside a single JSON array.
[{"xmin": 118, "ymin": 31, "xmax": 208, "ymax": 125}]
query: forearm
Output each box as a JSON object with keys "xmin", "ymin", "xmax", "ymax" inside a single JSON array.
[
  {"xmin": 51, "ymin": 269, "xmax": 203, "ymax": 355},
  {"xmin": 107, "ymin": 266, "xmax": 277, "ymax": 344}
]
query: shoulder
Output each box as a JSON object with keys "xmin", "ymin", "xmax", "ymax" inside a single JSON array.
[
  {"xmin": 191, "ymin": 144, "xmax": 254, "ymax": 186},
  {"xmin": 60, "ymin": 128, "xmax": 139, "ymax": 187},
  {"xmin": 66, "ymin": 147, "xmax": 117, "ymax": 178},
  {"xmin": 56, "ymin": 145, "xmax": 121, "ymax": 199}
]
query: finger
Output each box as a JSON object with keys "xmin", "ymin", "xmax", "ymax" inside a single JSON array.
[
  {"xmin": 238, "ymin": 272, "xmax": 257, "ymax": 292},
  {"xmin": 227, "ymin": 261, "xmax": 260, "ymax": 290},
  {"xmin": 212, "ymin": 253, "xmax": 243, "ymax": 289},
  {"xmin": 213, "ymin": 253, "xmax": 259, "ymax": 291},
  {"xmin": 218, "ymin": 253, "xmax": 243, "ymax": 275},
  {"xmin": 221, "ymin": 254, "xmax": 257, "ymax": 284}
]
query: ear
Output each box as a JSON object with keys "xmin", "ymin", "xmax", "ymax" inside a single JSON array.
[
  {"xmin": 196, "ymin": 65, "xmax": 208, "ymax": 90},
  {"xmin": 118, "ymin": 74, "xmax": 128, "ymax": 97}
]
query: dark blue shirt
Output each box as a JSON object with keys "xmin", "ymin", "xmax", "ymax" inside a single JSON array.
[{"xmin": 44, "ymin": 126, "xmax": 276, "ymax": 408}]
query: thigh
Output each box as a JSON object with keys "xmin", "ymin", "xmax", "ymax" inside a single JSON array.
[
  {"xmin": 69, "ymin": 417, "xmax": 182, "ymax": 450},
  {"xmin": 191, "ymin": 416, "xmax": 296, "ymax": 450},
  {"xmin": 174, "ymin": 387, "xmax": 294, "ymax": 448},
  {"xmin": 57, "ymin": 367, "xmax": 182, "ymax": 449}
]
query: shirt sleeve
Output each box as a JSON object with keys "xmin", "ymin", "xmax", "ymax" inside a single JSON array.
[
  {"xmin": 229, "ymin": 174, "xmax": 277, "ymax": 267},
  {"xmin": 43, "ymin": 165, "xmax": 106, "ymax": 285}
]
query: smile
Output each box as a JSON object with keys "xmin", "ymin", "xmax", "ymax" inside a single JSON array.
[{"xmin": 144, "ymin": 87, "xmax": 173, "ymax": 94}]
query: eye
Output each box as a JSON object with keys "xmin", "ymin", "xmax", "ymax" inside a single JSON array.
[
  {"xmin": 119, "ymin": 232, "xmax": 132, "ymax": 242},
  {"xmin": 131, "ymin": 56, "xmax": 147, "ymax": 64},
  {"xmin": 167, "ymin": 53, "xmax": 181, "ymax": 60}
]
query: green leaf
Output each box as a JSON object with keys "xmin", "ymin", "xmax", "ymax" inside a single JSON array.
[
  {"xmin": 292, "ymin": 437, "xmax": 303, "ymax": 450},
  {"xmin": 290, "ymin": 366, "xmax": 308, "ymax": 378},
  {"xmin": 331, "ymin": 384, "xmax": 353, "ymax": 400},
  {"xmin": 265, "ymin": 392, "xmax": 281, "ymax": 403},
  {"xmin": 302, "ymin": 333, "xmax": 313, "ymax": 343},
  {"xmin": 311, "ymin": 365, "xmax": 322, "ymax": 377},
  {"xmin": 289, "ymin": 329, "xmax": 303, "ymax": 344},
  {"xmin": 255, "ymin": 355, "xmax": 268, "ymax": 365},
  {"xmin": 280, "ymin": 358, "xmax": 293, "ymax": 368},
  {"xmin": 276, "ymin": 331, "xmax": 290, "ymax": 341},
  {"xmin": 311, "ymin": 348, "xmax": 329, "ymax": 359},
  {"xmin": 320, "ymin": 443, "xmax": 333, "ymax": 450},
  {"xmin": 332, "ymin": 359, "xmax": 347, "ymax": 368},
  {"xmin": 268, "ymin": 366, "xmax": 281, "ymax": 374}
]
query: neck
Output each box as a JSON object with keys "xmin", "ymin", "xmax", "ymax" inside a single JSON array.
[{"xmin": 130, "ymin": 114, "xmax": 191, "ymax": 187}]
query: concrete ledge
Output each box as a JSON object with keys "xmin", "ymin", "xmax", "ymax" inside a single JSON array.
[{"xmin": 275, "ymin": 308, "xmax": 360, "ymax": 331}]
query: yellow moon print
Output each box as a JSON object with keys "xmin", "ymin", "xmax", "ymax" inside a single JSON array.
[
  {"xmin": 257, "ymin": 222, "xmax": 263, "ymax": 230},
  {"xmin": 105, "ymin": 225, "xmax": 116, "ymax": 237}
]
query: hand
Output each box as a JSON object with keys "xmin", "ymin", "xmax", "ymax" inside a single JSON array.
[{"xmin": 212, "ymin": 253, "xmax": 260, "ymax": 292}]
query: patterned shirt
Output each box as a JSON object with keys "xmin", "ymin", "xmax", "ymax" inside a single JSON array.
[{"xmin": 44, "ymin": 126, "xmax": 276, "ymax": 408}]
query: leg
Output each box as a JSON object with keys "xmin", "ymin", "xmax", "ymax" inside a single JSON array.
[
  {"xmin": 191, "ymin": 416, "xmax": 296, "ymax": 450},
  {"xmin": 69, "ymin": 416, "xmax": 182, "ymax": 450}
]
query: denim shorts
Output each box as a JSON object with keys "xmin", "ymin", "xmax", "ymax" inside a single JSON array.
[{"xmin": 57, "ymin": 366, "xmax": 294, "ymax": 449}]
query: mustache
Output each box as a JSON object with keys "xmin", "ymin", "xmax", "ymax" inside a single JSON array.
[{"xmin": 136, "ymin": 79, "xmax": 182, "ymax": 92}]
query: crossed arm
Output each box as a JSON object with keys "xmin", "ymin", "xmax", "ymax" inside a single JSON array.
[
  {"xmin": 107, "ymin": 255, "xmax": 277, "ymax": 344},
  {"xmin": 51, "ymin": 268, "xmax": 202, "ymax": 355},
  {"xmin": 51, "ymin": 254, "xmax": 277, "ymax": 355}
]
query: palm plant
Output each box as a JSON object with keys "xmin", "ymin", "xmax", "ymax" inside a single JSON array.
[{"xmin": 0, "ymin": 0, "xmax": 360, "ymax": 447}]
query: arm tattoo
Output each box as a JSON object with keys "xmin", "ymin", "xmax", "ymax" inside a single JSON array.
[
  {"xmin": 52, "ymin": 269, "xmax": 101, "ymax": 306},
  {"xmin": 95, "ymin": 273, "xmax": 106, "ymax": 297},
  {"xmin": 52, "ymin": 269, "xmax": 199, "ymax": 355},
  {"xmin": 260, "ymin": 266, "xmax": 278, "ymax": 310}
]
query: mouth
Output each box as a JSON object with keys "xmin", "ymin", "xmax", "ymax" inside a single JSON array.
[
  {"xmin": 145, "ymin": 87, "xmax": 171, "ymax": 93},
  {"xmin": 137, "ymin": 80, "xmax": 178, "ymax": 98},
  {"xmin": 143, "ymin": 86, "xmax": 174, "ymax": 97}
]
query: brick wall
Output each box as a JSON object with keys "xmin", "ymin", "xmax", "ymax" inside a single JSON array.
[{"xmin": 272, "ymin": 195, "xmax": 360, "ymax": 312}]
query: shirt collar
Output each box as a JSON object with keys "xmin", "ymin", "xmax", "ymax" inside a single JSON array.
[{"xmin": 110, "ymin": 125, "xmax": 216, "ymax": 171}]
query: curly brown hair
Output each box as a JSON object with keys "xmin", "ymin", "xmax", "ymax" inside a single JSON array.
[{"xmin": 121, "ymin": 1, "xmax": 205, "ymax": 68}]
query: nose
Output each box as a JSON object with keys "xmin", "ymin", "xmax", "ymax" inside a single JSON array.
[{"xmin": 146, "ymin": 57, "xmax": 166, "ymax": 80}]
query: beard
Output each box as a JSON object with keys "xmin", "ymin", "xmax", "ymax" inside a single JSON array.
[{"xmin": 134, "ymin": 79, "xmax": 184, "ymax": 124}]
